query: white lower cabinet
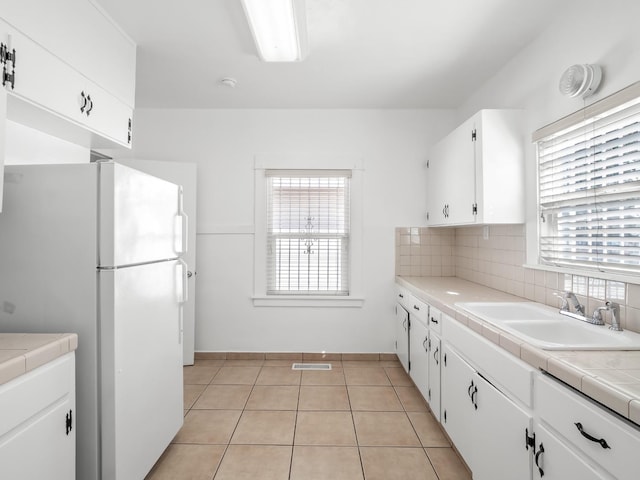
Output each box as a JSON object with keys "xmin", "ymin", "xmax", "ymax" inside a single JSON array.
[
  {"xmin": 0, "ymin": 352, "xmax": 76, "ymax": 479},
  {"xmin": 395, "ymin": 301, "xmax": 410, "ymax": 373},
  {"xmin": 532, "ymin": 422, "xmax": 609, "ymax": 480},
  {"xmin": 536, "ymin": 374, "xmax": 640, "ymax": 480},
  {"xmin": 409, "ymin": 315, "xmax": 429, "ymax": 399},
  {"xmin": 441, "ymin": 344, "xmax": 475, "ymax": 463},
  {"xmin": 427, "ymin": 330, "xmax": 441, "ymax": 421},
  {"xmin": 441, "ymin": 344, "xmax": 532, "ymax": 480},
  {"xmin": 394, "ymin": 281, "xmax": 640, "ymax": 480}
]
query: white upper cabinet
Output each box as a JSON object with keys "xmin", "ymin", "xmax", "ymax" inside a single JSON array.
[
  {"xmin": 1, "ymin": 0, "xmax": 135, "ymax": 107},
  {"xmin": 426, "ymin": 109, "xmax": 524, "ymax": 226},
  {"xmin": 0, "ymin": 0, "xmax": 135, "ymax": 149}
]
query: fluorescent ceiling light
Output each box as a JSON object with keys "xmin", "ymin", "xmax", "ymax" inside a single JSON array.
[{"xmin": 241, "ymin": 0, "xmax": 308, "ymax": 62}]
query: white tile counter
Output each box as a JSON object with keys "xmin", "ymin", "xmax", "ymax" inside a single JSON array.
[
  {"xmin": 0, "ymin": 333, "xmax": 78, "ymax": 385},
  {"xmin": 398, "ymin": 276, "xmax": 640, "ymax": 426}
]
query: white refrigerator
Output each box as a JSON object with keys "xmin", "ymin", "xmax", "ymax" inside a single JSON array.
[{"xmin": 0, "ymin": 161, "xmax": 186, "ymax": 480}]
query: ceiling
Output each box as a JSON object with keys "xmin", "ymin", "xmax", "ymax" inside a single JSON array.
[{"xmin": 95, "ymin": 0, "xmax": 569, "ymax": 109}]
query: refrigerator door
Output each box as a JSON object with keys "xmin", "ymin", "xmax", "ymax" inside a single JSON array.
[
  {"xmin": 99, "ymin": 162, "xmax": 187, "ymax": 268},
  {"xmin": 99, "ymin": 259, "xmax": 184, "ymax": 480},
  {"xmin": 115, "ymin": 158, "xmax": 198, "ymax": 365}
]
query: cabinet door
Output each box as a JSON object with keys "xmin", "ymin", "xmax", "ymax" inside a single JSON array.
[
  {"xmin": 533, "ymin": 423, "xmax": 609, "ymax": 480},
  {"xmin": 441, "ymin": 344, "xmax": 475, "ymax": 466},
  {"xmin": 409, "ymin": 318, "xmax": 429, "ymax": 399},
  {"xmin": 1, "ymin": 0, "xmax": 136, "ymax": 106},
  {"xmin": 4, "ymin": 24, "xmax": 83, "ymax": 124},
  {"xmin": 444, "ymin": 116, "xmax": 476, "ymax": 225},
  {"xmin": 1, "ymin": 19, "xmax": 133, "ymax": 149},
  {"xmin": 0, "ymin": 354, "xmax": 76, "ymax": 480},
  {"xmin": 427, "ymin": 331, "xmax": 441, "ymax": 421},
  {"xmin": 395, "ymin": 303, "xmax": 410, "ymax": 372},
  {"xmin": 82, "ymin": 82, "xmax": 133, "ymax": 146},
  {"xmin": 473, "ymin": 371, "xmax": 532, "ymax": 480},
  {"xmin": 427, "ymin": 116, "xmax": 476, "ymax": 226},
  {"xmin": 426, "ymin": 142, "xmax": 448, "ymax": 225},
  {"xmin": 0, "ymin": 397, "xmax": 75, "ymax": 479}
]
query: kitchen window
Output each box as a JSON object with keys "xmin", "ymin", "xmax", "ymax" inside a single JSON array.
[
  {"xmin": 253, "ymin": 155, "xmax": 364, "ymax": 307},
  {"xmin": 266, "ymin": 170, "xmax": 350, "ymax": 295},
  {"xmin": 535, "ymin": 82, "xmax": 640, "ymax": 276}
]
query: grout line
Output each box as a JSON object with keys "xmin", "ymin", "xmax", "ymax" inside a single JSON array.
[{"xmin": 176, "ymin": 361, "xmax": 467, "ymax": 480}]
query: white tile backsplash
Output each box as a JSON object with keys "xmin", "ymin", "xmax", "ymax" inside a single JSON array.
[{"xmin": 395, "ymin": 225, "xmax": 640, "ymax": 334}]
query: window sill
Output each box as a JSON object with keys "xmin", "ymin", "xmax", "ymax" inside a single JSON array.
[
  {"xmin": 524, "ymin": 263, "xmax": 640, "ymax": 286},
  {"xmin": 252, "ymin": 296, "xmax": 365, "ymax": 308}
]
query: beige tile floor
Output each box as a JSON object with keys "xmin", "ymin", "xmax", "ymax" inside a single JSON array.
[{"xmin": 146, "ymin": 358, "xmax": 471, "ymax": 480}]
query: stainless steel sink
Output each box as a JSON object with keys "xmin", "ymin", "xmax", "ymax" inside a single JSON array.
[{"xmin": 455, "ymin": 302, "xmax": 640, "ymax": 350}]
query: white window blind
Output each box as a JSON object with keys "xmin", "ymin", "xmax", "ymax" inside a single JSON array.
[
  {"xmin": 266, "ymin": 170, "xmax": 350, "ymax": 295},
  {"xmin": 537, "ymin": 95, "xmax": 640, "ymax": 275}
]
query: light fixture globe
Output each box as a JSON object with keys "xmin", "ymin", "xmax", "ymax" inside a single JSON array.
[{"xmin": 559, "ymin": 64, "xmax": 602, "ymax": 99}]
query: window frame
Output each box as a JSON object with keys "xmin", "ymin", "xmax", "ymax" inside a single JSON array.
[
  {"xmin": 253, "ymin": 154, "xmax": 364, "ymax": 307},
  {"xmin": 533, "ymin": 81, "xmax": 640, "ymax": 281}
]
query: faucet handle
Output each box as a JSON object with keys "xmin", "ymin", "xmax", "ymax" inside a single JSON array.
[{"xmin": 604, "ymin": 301, "xmax": 622, "ymax": 331}]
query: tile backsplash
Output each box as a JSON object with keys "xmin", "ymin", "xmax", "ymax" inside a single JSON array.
[{"xmin": 395, "ymin": 225, "xmax": 640, "ymax": 333}]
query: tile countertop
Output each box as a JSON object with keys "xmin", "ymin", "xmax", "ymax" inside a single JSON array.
[
  {"xmin": 397, "ymin": 276, "xmax": 640, "ymax": 427},
  {"xmin": 0, "ymin": 333, "xmax": 78, "ymax": 386}
]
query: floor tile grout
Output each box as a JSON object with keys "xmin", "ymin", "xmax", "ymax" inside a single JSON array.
[{"xmin": 174, "ymin": 360, "xmax": 468, "ymax": 480}]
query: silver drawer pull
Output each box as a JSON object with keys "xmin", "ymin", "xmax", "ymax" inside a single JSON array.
[{"xmin": 574, "ymin": 422, "xmax": 611, "ymax": 449}]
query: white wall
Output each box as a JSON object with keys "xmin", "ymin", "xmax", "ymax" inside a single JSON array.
[
  {"xmin": 118, "ymin": 109, "xmax": 455, "ymax": 353},
  {"xmin": 5, "ymin": 121, "xmax": 89, "ymax": 164},
  {"xmin": 455, "ymin": 0, "xmax": 640, "ymax": 266}
]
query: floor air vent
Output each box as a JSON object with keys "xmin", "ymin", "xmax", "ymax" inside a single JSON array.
[{"xmin": 291, "ymin": 363, "xmax": 332, "ymax": 371}]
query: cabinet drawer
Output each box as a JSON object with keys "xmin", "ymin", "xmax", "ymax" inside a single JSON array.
[
  {"xmin": 443, "ymin": 314, "xmax": 534, "ymax": 407},
  {"xmin": 536, "ymin": 374, "xmax": 640, "ymax": 480},
  {"xmin": 533, "ymin": 422, "xmax": 609, "ymax": 480},
  {"xmin": 0, "ymin": 352, "xmax": 75, "ymax": 437},
  {"xmin": 396, "ymin": 285, "xmax": 410, "ymax": 309},
  {"xmin": 408, "ymin": 294, "xmax": 429, "ymax": 327}
]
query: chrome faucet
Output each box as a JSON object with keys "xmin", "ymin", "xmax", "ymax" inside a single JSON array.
[
  {"xmin": 593, "ymin": 301, "xmax": 622, "ymax": 331},
  {"xmin": 561, "ymin": 291, "xmax": 586, "ymax": 316}
]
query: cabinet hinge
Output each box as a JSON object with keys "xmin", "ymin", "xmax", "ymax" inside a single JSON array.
[
  {"xmin": 65, "ymin": 409, "xmax": 73, "ymax": 436},
  {"xmin": 525, "ymin": 427, "xmax": 535, "ymax": 452},
  {"xmin": 471, "ymin": 129, "xmax": 477, "ymax": 142},
  {"xmin": 472, "ymin": 203, "xmax": 478, "ymax": 215},
  {"xmin": 443, "ymin": 409, "xmax": 447, "ymax": 423},
  {"xmin": 426, "ymin": 212, "xmax": 430, "ymax": 221},
  {"xmin": 2, "ymin": 65, "xmax": 15, "ymax": 89},
  {"xmin": 443, "ymin": 353, "xmax": 447, "ymax": 366},
  {"xmin": 128, "ymin": 118, "xmax": 132, "ymax": 144},
  {"xmin": 0, "ymin": 43, "xmax": 16, "ymax": 67},
  {"xmin": 426, "ymin": 159, "xmax": 430, "ymax": 169},
  {"xmin": 408, "ymin": 360, "xmax": 411, "ymax": 371}
]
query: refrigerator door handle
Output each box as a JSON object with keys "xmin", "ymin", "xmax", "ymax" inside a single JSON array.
[
  {"xmin": 175, "ymin": 186, "xmax": 188, "ymax": 255},
  {"xmin": 177, "ymin": 258, "xmax": 189, "ymax": 304}
]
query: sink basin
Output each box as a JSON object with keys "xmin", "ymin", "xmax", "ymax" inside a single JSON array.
[{"xmin": 455, "ymin": 302, "xmax": 640, "ymax": 350}]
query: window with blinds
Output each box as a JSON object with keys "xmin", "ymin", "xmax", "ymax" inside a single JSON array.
[
  {"xmin": 266, "ymin": 170, "xmax": 350, "ymax": 295},
  {"xmin": 537, "ymin": 92, "xmax": 640, "ymax": 275}
]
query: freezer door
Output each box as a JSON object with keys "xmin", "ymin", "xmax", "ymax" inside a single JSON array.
[
  {"xmin": 99, "ymin": 260, "xmax": 184, "ymax": 480},
  {"xmin": 99, "ymin": 162, "xmax": 187, "ymax": 267}
]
